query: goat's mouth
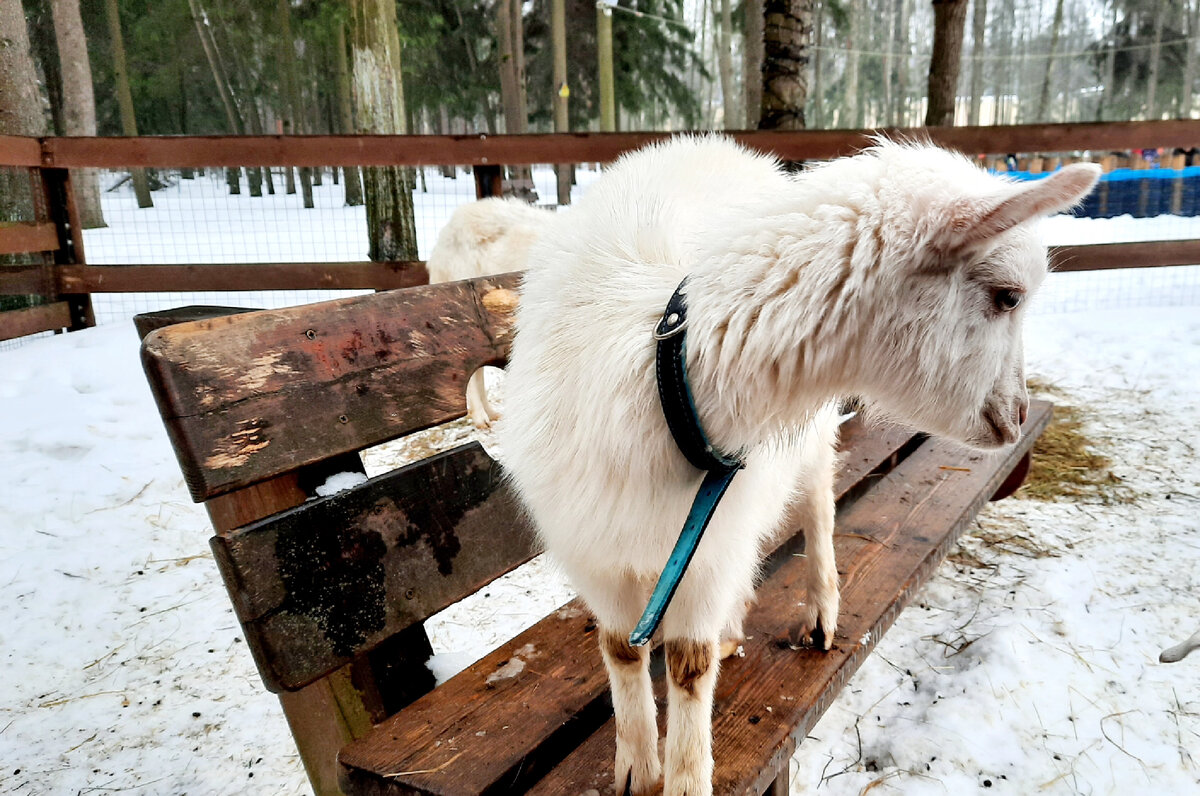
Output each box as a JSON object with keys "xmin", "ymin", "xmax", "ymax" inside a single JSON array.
[{"xmin": 980, "ymin": 406, "xmax": 1021, "ymax": 448}]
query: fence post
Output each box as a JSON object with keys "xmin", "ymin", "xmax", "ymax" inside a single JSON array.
[
  {"xmin": 474, "ymin": 164, "xmax": 502, "ymax": 199},
  {"xmin": 40, "ymin": 167, "xmax": 94, "ymax": 331}
]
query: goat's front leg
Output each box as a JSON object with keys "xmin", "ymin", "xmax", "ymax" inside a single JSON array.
[
  {"xmin": 599, "ymin": 628, "xmax": 661, "ymax": 795},
  {"xmin": 663, "ymin": 636, "xmax": 720, "ymax": 796},
  {"xmin": 796, "ymin": 444, "xmax": 839, "ymax": 650}
]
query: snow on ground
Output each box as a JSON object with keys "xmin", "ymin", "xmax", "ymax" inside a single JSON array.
[{"xmin": 1, "ymin": 173, "xmax": 1199, "ymax": 795}]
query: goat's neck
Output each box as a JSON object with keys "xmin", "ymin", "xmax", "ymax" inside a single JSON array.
[{"xmin": 682, "ymin": 201, "xmax": 878, "ymax": 454}]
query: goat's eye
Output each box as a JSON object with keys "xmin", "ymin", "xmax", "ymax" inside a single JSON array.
[{"xmin": 993, "ymin": 288, "xmax": 1024, "ymax": 312}]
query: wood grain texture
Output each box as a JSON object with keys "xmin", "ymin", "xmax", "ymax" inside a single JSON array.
[
  {"xmin": 336, "ymin": 424, "xmax": 921, "ymax": 796},
  {"xmin": 1049, "ymin": 240, "xmax": 1200, "ymax": 272},
  {"xmin": 4, "ymin": 121, "xmax": 1195, "ymax": 168},
  {"xmin": 140, "ymin": 273, "xmax": 520, "ymax": 501},
  {"xmin": 0, "ymin": 300, "xmax": 71, "ymax": 341},
  {"xmin": 0, "ymin": 222, "xmax": 59, "ymax": 255},
  {"xmin": 57, "ymin": 261, "xmax": 429, "ymax": 292},
  {"xmin": 524, "ymin": 401, "xmax": 1051, "ymax": 796},
  {"xmin": 214, "ymin": 442, "xmax": 537, "ymax": 692}
]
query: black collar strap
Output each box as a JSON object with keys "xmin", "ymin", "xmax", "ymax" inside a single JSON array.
[
  {"xmin": 654, "ymin": 277, "xmax": 744, "ymax": 473},
  {"xmin": 630, "ymin": 278, "xmax": 746, "ymax": 647}
]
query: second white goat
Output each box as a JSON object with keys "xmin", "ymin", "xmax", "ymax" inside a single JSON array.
[{"xmin": 427, "ymin": 196, "xmax": 552, "ymax": 427}]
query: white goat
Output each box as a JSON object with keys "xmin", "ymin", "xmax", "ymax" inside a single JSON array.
[
  {"xmin": 499, "ymin": 136, "xmax": 1098, "ymax": 796},
  {"xmin": 427, "ymin": 196, "xmax": 552, "ymax": 427}
]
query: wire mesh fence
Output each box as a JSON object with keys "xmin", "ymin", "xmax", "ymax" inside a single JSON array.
[
  {"xmin": 77, "ymin": 163, "xmax": 601, "ymax": 327},
  {"xmin": 3, "ymin": 145, "xmax": 1199, "ymax": 353}
]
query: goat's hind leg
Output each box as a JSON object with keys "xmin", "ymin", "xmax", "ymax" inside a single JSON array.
[
  {"xmin": 795, "ymin": 430, "xmax": 840, "ymax": 650},
  {"xmin": 465, "ymin": 369, "xmax": 500, "ymax": 429}
]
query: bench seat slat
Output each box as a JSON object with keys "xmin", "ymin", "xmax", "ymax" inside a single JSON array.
[
  {"xmin": 524, "ymin": 400, "xmax": 1052, "ymax": 796},
  {"xmin": 140, "ymin": 274, "xmax": 520, "ymax": 501},
  {"xmin": 212, "ymin": 442, "xmax": 535, "ymax": 693},
  {"xmin": 337, "ymin": 422, "xmax": 923, "ymax": 796}
]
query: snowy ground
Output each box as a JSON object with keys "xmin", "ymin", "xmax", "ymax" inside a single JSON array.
[{"xmin": 1, "ymin": 173, "xmax": 1198, "ymax": 795}]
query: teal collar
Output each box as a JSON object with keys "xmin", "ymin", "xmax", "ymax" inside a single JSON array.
[{"xmin": 629, "ymin": 278, "xmax": 745, "ymax": 647}]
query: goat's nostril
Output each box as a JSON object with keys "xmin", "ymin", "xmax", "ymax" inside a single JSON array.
[{"xmin": 1018, "ymin": 404, "xmax": 1029, "ymax": 426}]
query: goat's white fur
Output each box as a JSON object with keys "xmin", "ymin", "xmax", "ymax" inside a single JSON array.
[
  {"xmin": 426, "ymin": 197, "xmax": 552, "ymax": 427},
  {"xmin": 499, "ymin": 136, "xmax": 1099, "ymax": 795}
]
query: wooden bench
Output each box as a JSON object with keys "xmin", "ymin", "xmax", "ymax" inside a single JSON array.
[{"xmin": 139, "ymin": 275, "xmax": 1049, "ymax": 796}]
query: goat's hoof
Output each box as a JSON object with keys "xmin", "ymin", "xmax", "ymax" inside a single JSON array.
[
  {"xmin": 794, "ymin": 602, "xmax": 837, "ymax": 651},
  {"xmin": 615, "ymin": 750, "xmax": 661, "ymax": 796}
]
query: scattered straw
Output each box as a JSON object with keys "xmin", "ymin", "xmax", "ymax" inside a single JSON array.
[{"xmin": 1018, "ymin": 383, "xmax": 1136, "ymax": 505}]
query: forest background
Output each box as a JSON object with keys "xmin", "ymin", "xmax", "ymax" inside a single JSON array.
[{"xmin": 2, "ymin": 0, "xmax": 1198, "ymax": 254}]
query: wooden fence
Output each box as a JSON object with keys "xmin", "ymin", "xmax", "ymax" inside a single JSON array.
[{"xmin": 2, "ymin": 120, "xmax": 1199, "ymax": 343}]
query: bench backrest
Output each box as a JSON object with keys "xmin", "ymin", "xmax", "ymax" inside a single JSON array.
[{"xmin": 140, "ymin": 274, "xmax": 535, "ymax": 693}]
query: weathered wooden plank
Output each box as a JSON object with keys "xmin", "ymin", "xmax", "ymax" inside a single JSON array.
[
  {"xmin": 0, "ymin": 222, "xmax": 59, "ymax": 255},
  {"xmin": 0, "ymin": 264, "xmax": 53, "ymax": 295},
  {"xmin": 57, "ymin": 261, "xmax": 428, "ymax": 292},
  {"xmin": 14, "ymin": 121, "xmax": 1200, "ymax": 169},
  {"xmin": 133, "ymin": 305, "xmax": 254, "ymax": 340},
  {"xmin": 336, "ymin": 424, "xmax": 921, "ymax": 796},
  {"xmin": 524, "ymin": 401, "xmax": 1051, "ymax": 796},
  {"xmin": 0, "ymin": 135, "xmax": 44, "ymax": 166},
  {"xmin": 141, "ymin": 273, "xmax": 520, "ymax": 501},
  {"xmin": 214, "ymin": 442, "xmax": 537, "ymax": 692},
  {"xmin": 1050, "ymin": 240, "xmax": 1200, "ymax": 272},
  {"xmin": 0, "ymin": 301, "xmax": 71, "ymax": 342}
]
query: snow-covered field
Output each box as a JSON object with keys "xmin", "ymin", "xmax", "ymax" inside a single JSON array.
[{"xmin": 1, "ymin": 172, "xmax": 1198, "ymax": 795}]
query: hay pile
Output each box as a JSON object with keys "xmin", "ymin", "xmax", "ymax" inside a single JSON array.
[{"xmin": 1019, "ymin": 379, "xmax": 1135, "ymax": 505}]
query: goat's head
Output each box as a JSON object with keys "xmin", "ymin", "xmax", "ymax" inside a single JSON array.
[{"xmin": 850, "ymin": 145, "xmax": 1099, "ymax": 449}]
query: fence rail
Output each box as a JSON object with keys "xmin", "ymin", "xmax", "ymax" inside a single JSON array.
[
  {"xmin": 1, "ymin": 120, "xmax": 1198, "ymax": 169},
  {"xmin": 2, "ymin": 121, "xmax": 1199, "ymax": 344}
]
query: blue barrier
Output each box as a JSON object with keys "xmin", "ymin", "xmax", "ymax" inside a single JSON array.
[{"xmin": 991, "ymin": 165, "xmax": 1200, "ymax": 218}]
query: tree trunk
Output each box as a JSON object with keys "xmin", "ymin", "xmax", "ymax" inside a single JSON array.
[
  {"xmin": 334, "ymin": 22, "xmax": 364, "ymax": 207},
  {"xmin": 1145, "ymin": 0, "xmax": 1165, "ymax": 119},
  {"xmin": 745, "ymin": 0, "xmax": 765, "ymax": 127},
  {"xmin": 715, "ymin": 0, "xmax": 740, "ymax": 128},
  {"xmin": 1098, "ymin": 2, "xmax": 1117, "ymax": 121},
  {"xmin": 0, "ymin": 0, "xmax": 45, "ymax": 221},
  {"xmin": 760, "ymin": 0, "xmax": 812, "ymax": 130},
  {"xmin": 1035, "ymin": 0, "xmax": 1064, "ymax": 122},
  {"xmin": 103, "ymin": 0, "xmax": 152, "ymax": 208},
  {"xmin": 350, "ymin": 0, "xmax": 418, "ymax": 261},
  {"xmin": 551, "ymin": 0, "xmax": 570, "ymax": 204},
  {"xmin": 844, "ymin": 0, "xmax": 860, "ymax": 126},
  {"xmin": 894, "ymin": 0, "xmax": 911, "ymax": 124},
  {"xmin": 925, "ymin": 0, "xmax": 968, "ymax": 126},
  {"xmin": 596, "ymin": 4, "xmax": 616, "ymax": 131},
  {"xmin": 49, "ymin": 0, "xmax": 105, "ymax": 228},
  {"xmin": 968, "ymin": 0, "xmax": 986, "ymax": 124},
  {"xmin": 1182, "ymin": 0, "xmax": 1199, "ymax": 117},
  {"xmin": 275, "ymin": 0, "xmax": 312, "ymax": 208}
]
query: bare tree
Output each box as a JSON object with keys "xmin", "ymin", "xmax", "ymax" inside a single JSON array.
[
  {"xmin": 1035, "ymin": 0, "xmax": 1065, "ymax": 120},
  {"xmin": 714, "ymin": 0, "xmax": 741, "ymax": 128},
  {"xmin": 925, "ymin": 0, "xmax": 969, "ymax": 126},
  {"xmin": 968, "ymin": 0, "xmax": 987, "ymax": 124},
  {"xmin": 745, "ymin": 0, "xmax": 765, "ymax": 127},
  {"xmin": 1145, "ymin": 0, "xmax": 1166, "ymax": 119},
  {"xmin": 102, "ymin": 0, "xmax": 152, "ymax": 208},
  {"xmin": 334, "ymin": 21, "xmax": 363, "ymax": 206},
  {"xmin": 349, "ymin": 0, "xmax": 418, "ymax": 260},
  {"xmin": 49, "ymin": 0, "xmax": 105, "ymax": 228},
  {"xmin": 760, "ymin": 0, "xmax": 814, "ymax": 130},
  {"xmin": 1, "ymin": 0, "xmax": 46, "ymax": 232},
  {"xmin": 844, "ymin": 0, "xmax": 861, "ymax": 126},
  {"xmin": 1182, "ymin": 0, "xmax": 1199, "ymax": 117}
]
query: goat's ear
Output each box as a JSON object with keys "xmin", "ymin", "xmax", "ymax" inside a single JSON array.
[{"xmin": 959, "ymin": 163, "xmax": 1101, "ymax": 249}]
